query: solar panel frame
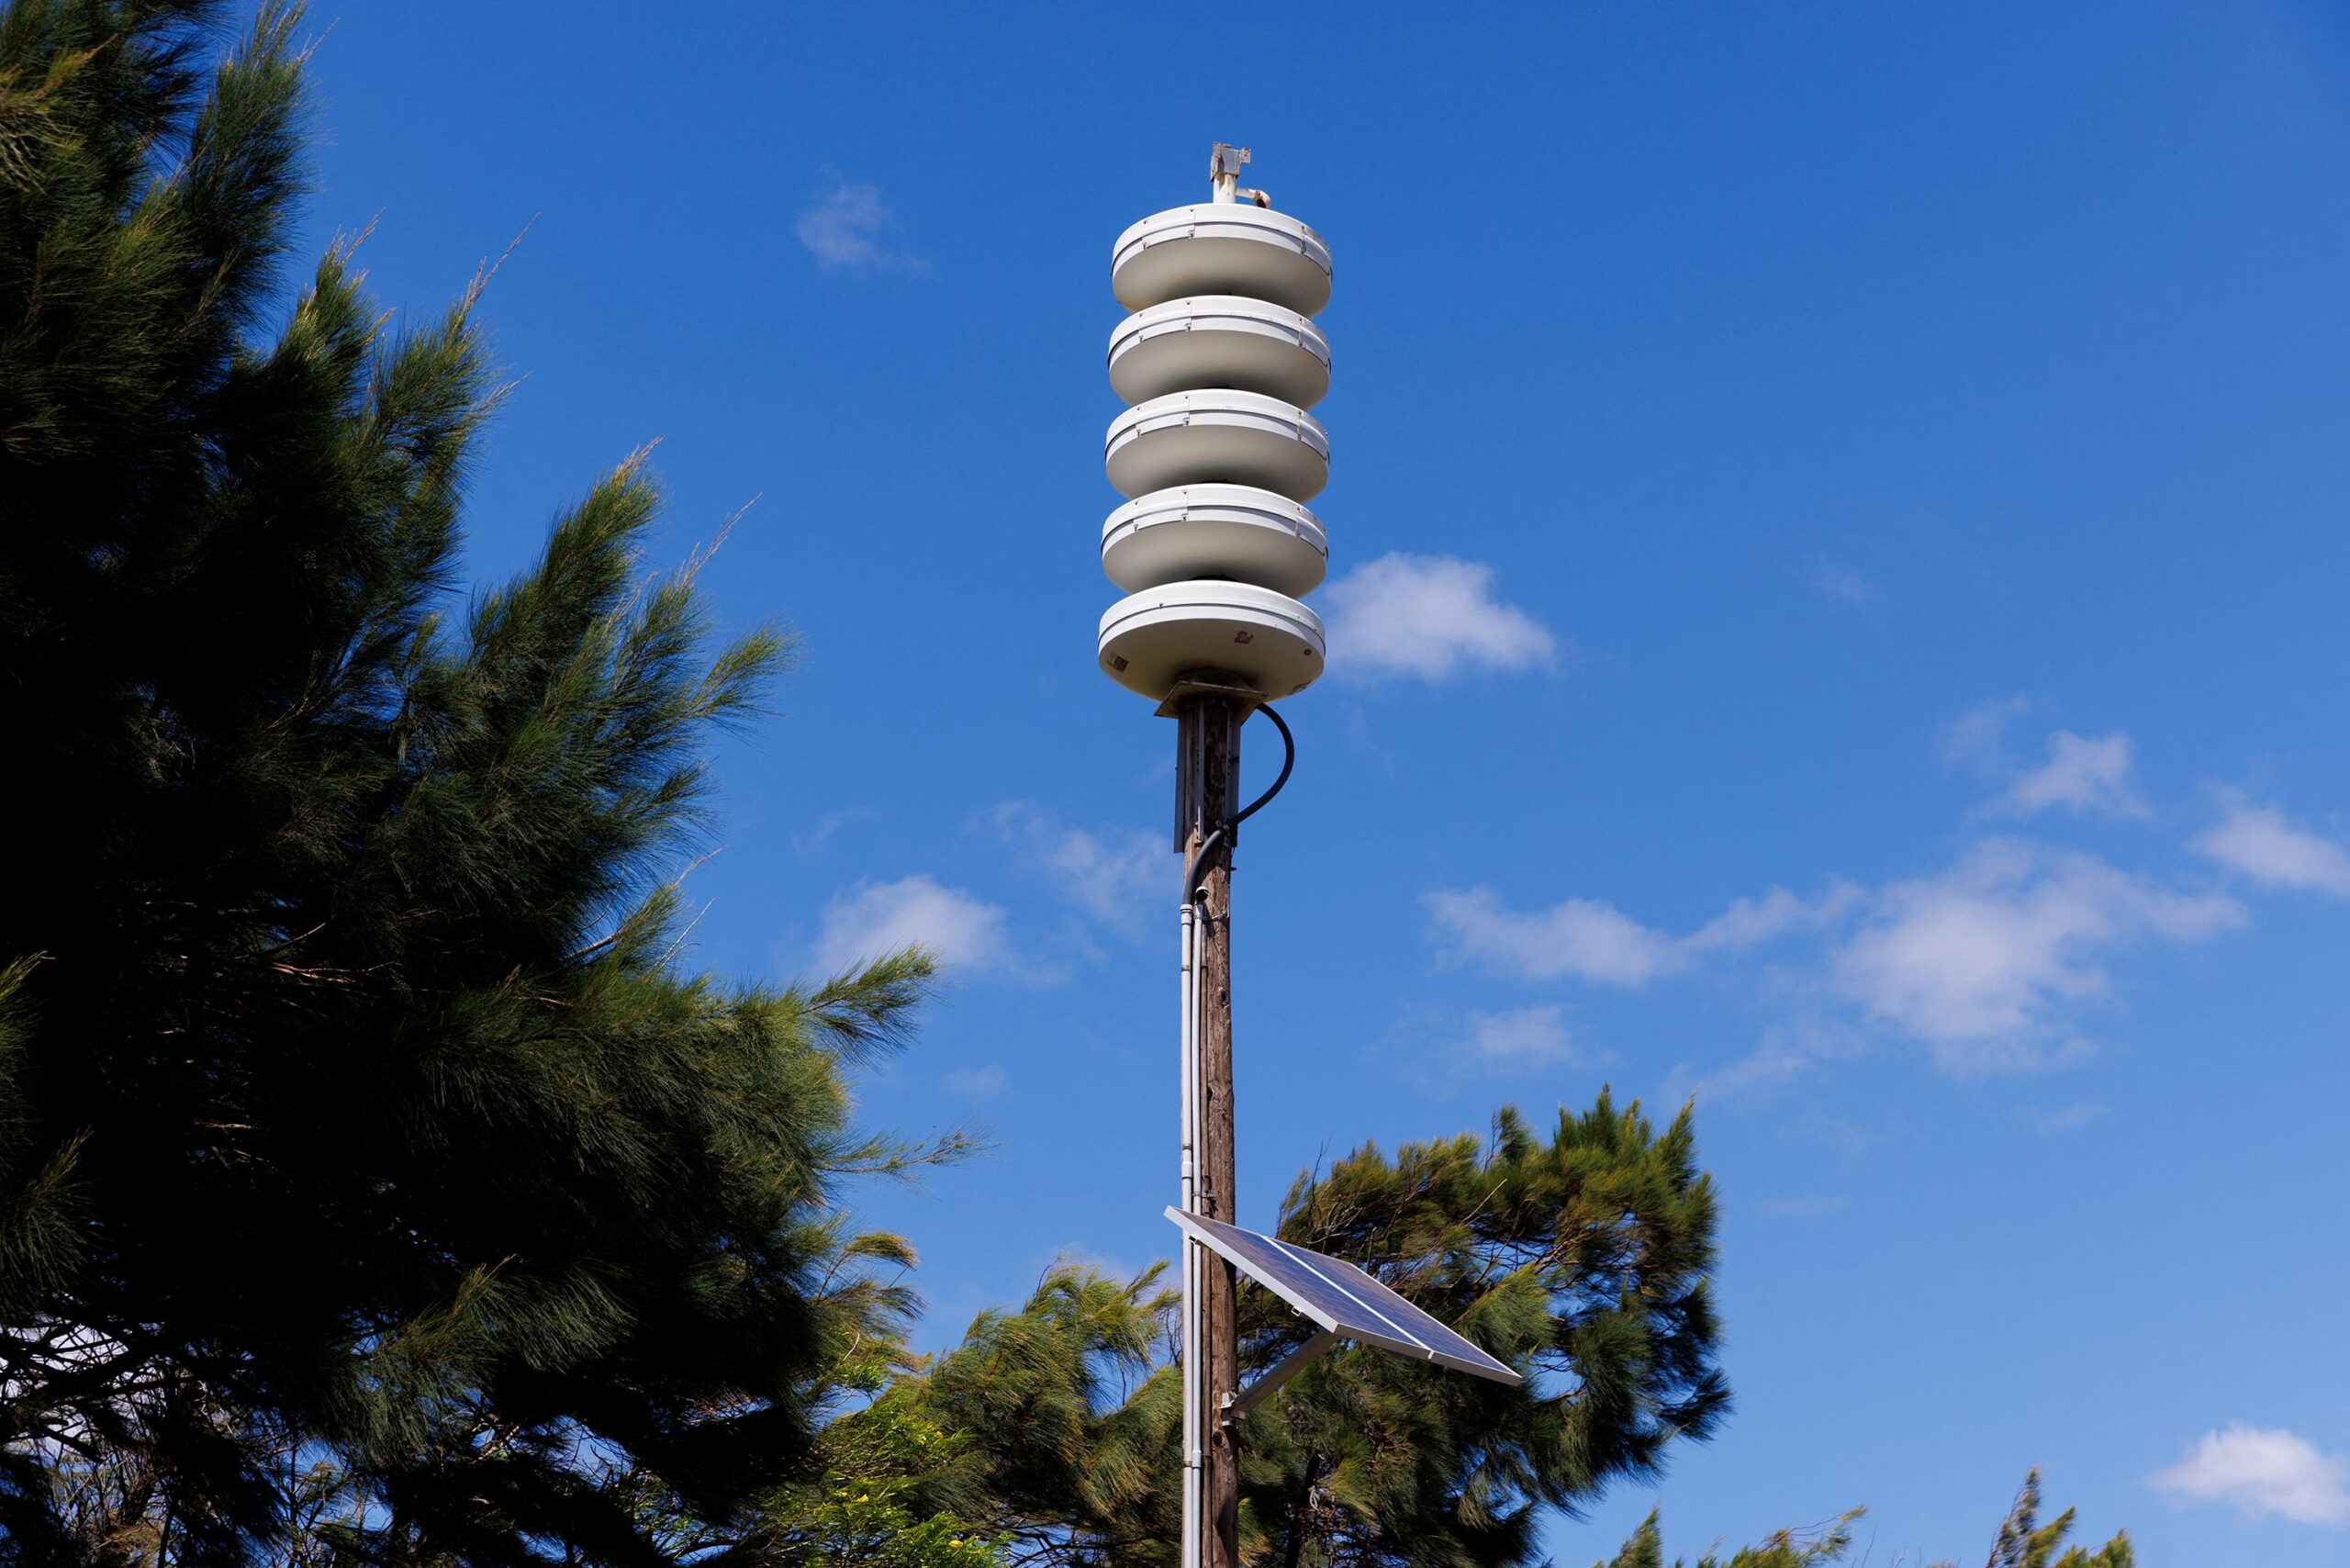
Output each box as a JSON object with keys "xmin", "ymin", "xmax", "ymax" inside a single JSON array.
[{"xmin": 1165, "ymin": 1206, "xmax": 1519, "ymax": 1385}]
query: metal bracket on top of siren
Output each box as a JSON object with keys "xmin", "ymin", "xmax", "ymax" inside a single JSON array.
[
  {"xmin": 1210, "ymin": 141, "xmax": 1271, "ymax": 207},
  {"xmin": 1154, "ymin": 668, "xmax": 1266, "ymax": 721}
]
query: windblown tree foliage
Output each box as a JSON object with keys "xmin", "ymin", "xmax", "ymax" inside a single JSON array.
[
  {"xmin": 1591, "ymin": 1469, "xmax": 2131, "ymax": 1568},
  {"xmin": 1592, "ymin": 1509, "xmax": 1857, "ymax": 1568},
  {"xmin": 0, "ymin": 2, "xmax": 955, "ymax": 1561},
  {"xmin": 900, "ymin": 1096, "xmax": 1729, "ymax": 1567}
]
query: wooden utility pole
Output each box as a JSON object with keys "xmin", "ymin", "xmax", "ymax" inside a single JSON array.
[{"xmin": 1175, "ymin": 687, "xmax": 1244, "ymax": 1568}]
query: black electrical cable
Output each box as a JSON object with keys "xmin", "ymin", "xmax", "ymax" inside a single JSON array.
[
  {"xmin": 1232, "ymin": 701, "xmax": 1294, "ymax": 828},
  {"xmin": 1186, "ymin": 701, "xmax": 1293, "ymax": 900}
]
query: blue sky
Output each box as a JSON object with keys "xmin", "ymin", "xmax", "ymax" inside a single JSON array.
[{"xmin": 292, "ymin": 4, "xmax": 2350, "ymax": 1562}]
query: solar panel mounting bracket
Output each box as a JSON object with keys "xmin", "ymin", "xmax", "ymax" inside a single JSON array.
[{"xmin": 1223, "ymin": 1327, "xmax": 1337, "ymax": 1421}]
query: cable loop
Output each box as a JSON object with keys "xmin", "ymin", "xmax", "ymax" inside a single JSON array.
[{"xmin": 1186, "ymin": 702, "xmax": 1293, "ymax": 900}]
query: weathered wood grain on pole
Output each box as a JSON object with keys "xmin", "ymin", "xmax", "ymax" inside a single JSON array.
[{"xmin": 1178, "ymin": 691, "xmax": 1244, "ymax": 1568}]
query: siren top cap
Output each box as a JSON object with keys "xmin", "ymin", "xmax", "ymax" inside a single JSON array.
[{"xmin": 1112, "ymin": 204, "xmax": 1333, "ymax": 317}]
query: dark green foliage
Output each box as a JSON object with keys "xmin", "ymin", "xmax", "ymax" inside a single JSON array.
[
  {"xmin": 1248, "ymin": 1095, "xmax": 1729, "ymax": 1566},
  {"xmin": 744, "ymin": 1365, "xmax": 1013, "ymax": 1567},
  {"xmin": 1589, "ymin": 1471, "xmax": 2130, "ymax": 1568},
  {"xmin": 0, "ymin": 3, "xmax": 945, "ymax": 1561},
  {"xmin": 902, "ymin": 1094, "xmax": 1727, "ymax": 1567},
  {"xmin": 915, "ymin": 1263, "xmax": 1182, "ymax": 1562},
  {"xmin": 1979, "ymin": 1470, "xmax": 2131, "ymax": 1568},
  {"xmin": 1593, "ymin": 1511, "xmax": 1854, "ymax": 1568}
]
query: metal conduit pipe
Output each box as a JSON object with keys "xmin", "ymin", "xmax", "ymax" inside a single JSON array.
[{"xmin": 1178, "ymin": 896, "xmax": 1202, "ymax": 1568}]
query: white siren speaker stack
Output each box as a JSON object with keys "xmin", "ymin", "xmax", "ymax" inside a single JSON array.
[{"xmin": 1098, "ymin": 144, "xmax": 1332, "ymax": 701}]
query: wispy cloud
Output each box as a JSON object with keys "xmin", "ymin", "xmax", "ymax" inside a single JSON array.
[
  {"xmin": 1806, "ymin": 557, "xmax": 1885, "ymax": 619},
  {"xmin": 2152, "ymin": 1425, "xmax": 2350, "ymax": 1527},
  {"xmin": 1671, "ymin": 1019, "xmax": 1872, "ymax": 1103},
  {"xmin": 942, "ymin": 1062, "xmax": 1008, "ymax": 1100},
  {"xmin": 2192, "ymin": 793, "xmax": 2350, "ymax": 896},
  {"xmin": 1831, "ymin": 840, "xmax": 2241, "ymax": 1071},
  {"xmin": 1453, "ymin": 1004, "xmax": 1581, "ymax": 1068},
  {"xmin": 1939, "ymin": 695, "xmax": 2034, "ymax": 774},
  {"xmin": 2017, "ymin": 1101, "xmax": 2109, "ymax": 1134},
  {"xmin": 1321, "ymin": 554, "xmax": 1556, "ymax": 683},
  {"xmin": 1685, "ymin": 883, "xmax": 1864, "ymax": 952},
  {"xmin": 1939, "ymin": 700, "xmax": 2147, "ymax": 819},
  {"xmin": 1387, "ymin": 1002, "xmax": 1595, "ymax": 1096},
  {"xmin": 793, "ymin": 805, "xmax": 876, "ymax": 857},
  {"xmin": 1427, "ymin": 881, "xmax": 1854, "ymax": 987},
  {"xmin": 1422, "ymin": 723, "xmax": 2331, "ymax": 1092},
  {"xmin": 795, "ymin": 172, "xmax": 931, "ymax": 275},
  {"xmin": 1990, "ymin": 731, "xmax": 2148, "ymax": 818},
  {"xmin": 811, "ymin": 874, "xmax": 1013, "ymax": 976},
  {"xmin": 1757, "ymin": 1193, "xmax": 1852, "ymax": 1219},
  {"xmin": 983, "ymin": 803, "xmax": 1164, "ymax": 935},
  {"xmin": 1441, "ymin": 836, "xmax": 2242, "ymax": 1081},
  {"xmin": 1426, "ymin": 888, "xmax": 1682, "ymax": 985}
]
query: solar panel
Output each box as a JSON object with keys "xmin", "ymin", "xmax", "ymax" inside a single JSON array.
[{"xmin": 1165, "ymin": 1206, "xmax": 1519, "ymax": 1385}]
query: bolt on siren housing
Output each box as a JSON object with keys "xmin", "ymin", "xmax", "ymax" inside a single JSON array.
[{"xmin": 1097, "ymin": 146, "xmax": 1334, "ymax": 702}]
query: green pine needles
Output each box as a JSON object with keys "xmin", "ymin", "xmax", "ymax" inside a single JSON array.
[
  {"xmin": 890, "ymin": 1098, "xmax": 1728, "ymax": 1567},
  {"xmin": 1590, "ymin": 1469, "xmax": 2131, "ymax": 1568},
  {"xmin": 1, "ymin": 3, "xmax": 942, "ymax": 1561},
  {"xmin": 1252, "ymin": 1096, "xmax": 1729, "ymax": 1562}
]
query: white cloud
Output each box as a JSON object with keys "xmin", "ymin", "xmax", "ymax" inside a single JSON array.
[
  {"xmin": 1939, "ymin": 695, "xmax": 2033, "ymax": 774},
  {"xmin": 1320, "ymin": 554, "xmax": 1556, "ymax": 683},
  {"xmin": 793, "ymin": 805, "xmax": 875, "ymax": 857},
  {"xmin": 1387, "ymin": 1002, "xmax": 1595, "ymax": 1096},
  {"xmin": 1831, "ymin": 840, "xmax": 2242, "ymax": 1067},
  {"xmin": 1940, "ymin": 705, "xmax": 2146, "ymax": 818},
  {"xmin": 1670, "ymin": 1019, "xmax": 1873, "ymax": 1103},
  {"xmin": 1685, "ymin": 882, "xmax": 1863, "ymax": 952},
  {"xmin": 812, "ymin": 875, "xmax": 1009, "ymax": 975},
  {"xmin": 1428, "ymin": 881, "xmax": 1854, "ymax": 986},
  {"xmin": 1426, "ymin": 888, "xmax": 1682, "ymax": 986},
  {"xmin": 2152, "ymin": 1425, "xmax": 2350, "ymax": 1527},
  {"xmin": 1991, "ymin": 731, "xmax": 2148, "ymax": 818},
  {"xmin": 2193, "ymin": 795, "xmax": 2350, "ymax": 896},
  {"xmin": 1438, "ymin": 836, "xmax": 2250, "ymax": 1081},
  {"xmin": 942, "ymin": 1063, "xmax": 1007, "ymax": 1100},
  {"xmin": 1757, "ymin": 1194, "xmax": 1852, "ymax": 1219},
  {"xmin": 984, "ymin": 803, "xmax": 1164, "ymax": 934},
  {"xmin": 1454, "ymin": 1004, "xmax": 1580, "ymax": 1068},
  {"xmin": 1806, "ymin": 558, "xmax": 1884, "ymax": 616},
  {"xmin": 2017, "ymin": 1102, "xmax": 2108, "ymax": 1134},
  {"xmin": 795, "ymin": 173, "xmax": 931, "ymax": 274}
]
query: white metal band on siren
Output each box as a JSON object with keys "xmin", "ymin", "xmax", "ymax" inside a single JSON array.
[
  {"xmin": 1105, "ymin": 389, "xmax": 1329, "ymax": 502},
  {"xmin": 1101, "ymin": 484, "xmax": 1327, "ymax": 598},
  {"xmin": 1109, "ymin": 296, "xmax": 1331, "ymax": 409},
  {"xmin": 1096, "ymin": 579, "xmax": 1326, "ymax": 701},
  {"xmin": 1112, "ymin": 204, "xmax": 1333, "ymax": 317}
]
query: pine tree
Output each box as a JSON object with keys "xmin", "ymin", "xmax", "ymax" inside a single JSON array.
[
  {"xmin": 897, "ymin": 1094, "xmax": 1729, "ymax": 1567},
  {"xmin": 1587, "ymin": 1471, "xmax": 2130, "ymax": 1568},
  {"xmin": 0, "ymin": 4, "xmax": 946, "ymax": 1561},
  {"xmin": 1593, "ymin": 1511, "xmax": 1856, "ymax": 1568},
  {"xmin": 1975, "ymin": 1470, "xmax": 2131, "ymax": 1568},
  {"xmin": 1597, "ymin": 1504, "xmax": 1852, "ymax": 1568}
]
